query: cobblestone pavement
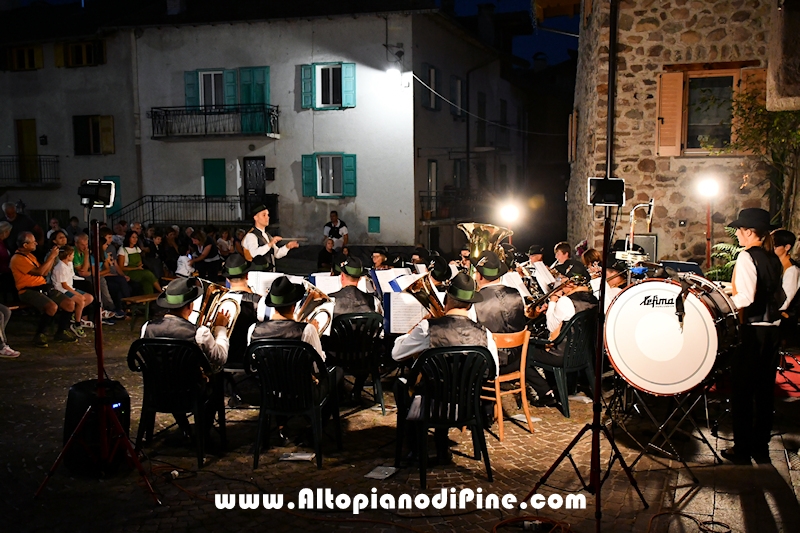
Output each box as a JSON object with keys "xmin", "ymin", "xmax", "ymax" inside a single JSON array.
[{"xmin": 1, "ymin": 311, "xmax": 799, "ymax": 533}]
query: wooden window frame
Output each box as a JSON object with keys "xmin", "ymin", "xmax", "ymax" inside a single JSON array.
[
  {"xmin": 8, "ymin": 45, "xmax": 43, "ymax": 71},
  {"xmin": 682, "ymin": 69, "xmax": 740, "ymax": 156},
  {"xmin": 73, "ymin": 115, "xmax": 115, "ymax": 156}
]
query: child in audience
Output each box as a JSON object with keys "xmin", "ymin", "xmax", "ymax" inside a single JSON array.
[
  {"xmin": 52, "ymin": 246, "xmax": 94, "ymax": 337},
  {"xmin": 175, "ymin": 244, "xmax": 196, "ymax": 277}
]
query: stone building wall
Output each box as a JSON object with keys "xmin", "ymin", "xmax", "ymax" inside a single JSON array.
[{"xmin": 568, "ymin": 0, "xmax": 772, "ymax": 264}]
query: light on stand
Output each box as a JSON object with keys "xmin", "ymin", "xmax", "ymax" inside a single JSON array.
[
  {"xmin": 499, "ymin": 203, "xmax": 520, "ymax": 244},
  {"xmin": 698, "ymin": 178, "xmax": 719, "ymax": 268}
]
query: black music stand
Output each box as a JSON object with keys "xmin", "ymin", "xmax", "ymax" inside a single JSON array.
[{"xmin": 35, "ymin": 189, "xmax": 160, "ymax": 504}]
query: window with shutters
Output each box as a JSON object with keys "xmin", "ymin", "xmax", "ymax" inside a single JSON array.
[
  {"xmin": 301, "ymin": 153, "xmax": 357, "ymax": 198},
  {"xmin": 73, "ymin": 115, "xmax": 115, "ymax": 155},
  {"xmin": 656, "ymin": 64, "xmax": 763, "ymax": 156},
  {"xmin": 300, "ymin": 63, "xmax": 356, "ymax": 110},
  {"xmin": 450, "ymin": 76, "xmax": 464, "ymax": 117},
  {"xmin": 199, "ymin": 71, "xmax": 225, "ymax": 109},
  {"xmin": 55, "ymin": 41, "xmax": 105, "ymax": 68},
  {"xmin": 6, "ymin": 45, "xmax": 43, "ymax": 71}
]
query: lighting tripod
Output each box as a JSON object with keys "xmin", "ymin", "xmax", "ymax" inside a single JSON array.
[{"xmin": 34, "ymin": 215, "xmax": 160, "ymax": 505}]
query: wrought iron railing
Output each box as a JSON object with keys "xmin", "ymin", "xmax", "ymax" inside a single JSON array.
[
  {"xmin": 109, "ymin": 194, "xmax": 279, "ymax": 228},
  {"xmin": 0, "ymin": 155, "xmax": 60, "ymax": 187},
  {"xmin": 149, "ymin": 104, "xmax": 280, "ymax": 139},
  {"xmin": 419, "ymin": 189, "xmax": 482, "ymax": 221}
]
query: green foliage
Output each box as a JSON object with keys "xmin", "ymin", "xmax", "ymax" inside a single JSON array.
[{"xmin": 705, "ymin": 227, "xmax": 742, "ymax": 282}]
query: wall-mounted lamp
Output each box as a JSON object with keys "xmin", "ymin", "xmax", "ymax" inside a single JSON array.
[{"xmin": 39, "ymin": 135, "xmax": 48, "ymax": 146}]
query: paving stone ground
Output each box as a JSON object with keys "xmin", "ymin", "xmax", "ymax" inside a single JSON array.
[{"xmin": 1, "ymin": 309, "xmax": 799, "ymax": 532}]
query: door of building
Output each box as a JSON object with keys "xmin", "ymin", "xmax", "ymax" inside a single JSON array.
[
  {"xmin": 203, "ymin": 159, "xmax": 226, "ymax": 197},
  {"xmin": 15, "ymin": 119, "xmax": 38, "ymax": 183},
  {"xmin": 243, "ymin": 156, "xmax": 276, "ymax": 217}
]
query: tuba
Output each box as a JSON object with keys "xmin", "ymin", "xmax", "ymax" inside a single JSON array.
[
  {"xmin": 403, "ymin": 273, "xmax": 446, "ymax": 318},
  {"xmin": 194, "ymin": 280, "xmax": 242, "ymax": 338},
  {"xmin": 296, "ymin": 281, "xmax": 333, "ymax": 334},
  {"xmin": 457, "ymin": 223, "xmax": 514, "ymax": 263}
]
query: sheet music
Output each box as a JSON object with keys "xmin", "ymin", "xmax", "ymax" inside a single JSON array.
[
  {"xmin": 500, "ymin": 271, "xmax": 532, "ymax": 299},
  {"xmin": 310, "ymin": 273, "xmax": 342, "ymax": 295},
  {"xmin": 531, "ymin": 261, "xmax": 556, "ymax": 291},
  {"xmin": 388, "ymin": 273, "xmax": 426, "ymax": 293},
  {"xmin": 387, "ymin": 292, "xmax": 427, "ymax": 334},
  {"xmin": 248, "ymin": 271, "xmax": 304, "ymax": 296},
  {"xmin": 414, "ymin": 264, "xmax": 428, "ymax": 274},
  {"xmin": 370, "ymin": 268, "xmax": 412, "ymax": 297}
]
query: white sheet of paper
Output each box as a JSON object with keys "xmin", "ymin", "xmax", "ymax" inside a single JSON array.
[
  {"xmin": 500, "ymin": 271, "xmax": 532, "ymax": 299},
  {"xmin": 371, "ymin": 268, "xmax": 412, "ymax": 296},
  {"xmin": 248, "ymin": 272, "xmax": 304, "ymax": 296},
  {"xmin": 532, "ymin": 261, "xmax": 556, "ymax": 291},
  {"xmin": 388, "ymin": 292, "xmax": 426, "ymax": 334}
]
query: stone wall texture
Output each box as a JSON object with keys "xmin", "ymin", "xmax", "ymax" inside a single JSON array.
[{"xmin": 568, "ymin": 0, "xmax": 772, "ymax": 264}]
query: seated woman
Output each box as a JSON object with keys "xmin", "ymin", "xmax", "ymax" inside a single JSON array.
[
  {"xmin": 189, "ymin": 230, "xmax": 222, "ymax": 282},
  {"xmin": 217, "ymin": 228, "xmax": 234, "ymax": 258},
  {"xmin": 117, "ymin": 230, "xmax": 161, "ymax": 295},
  {"xmin": 317, "ymin": 238, "xmax": 335, "ymax": 271}
]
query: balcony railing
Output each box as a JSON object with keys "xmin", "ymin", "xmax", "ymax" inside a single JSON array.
[
  {"xmin": 109, "ymin": 194, "xmax": 279, "ymax": 228},
  {"xmin": 419, "ymin": 189, "xmax": 482, "ymax": 221},
  {"xmin": 149, "ymin": 104, "xmax": 280, "ymax": 140},
  {"xmin": 0, "ymin": 155, "xmax": 60, "ymax": 188}
]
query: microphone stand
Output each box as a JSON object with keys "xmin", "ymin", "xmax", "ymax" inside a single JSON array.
[
  {"xmin": 519, "ymin": 1, "xmax": 647, "ymax": 530},
  {"xmin": 35, "ymin": 214, "xmax": 161, "ymax": 504}
]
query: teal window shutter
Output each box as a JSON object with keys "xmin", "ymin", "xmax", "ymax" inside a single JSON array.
[
  {"xmin": 184, "ymin": 71, "xmax": 199, "ymax": 108},
  {"xmin": 301, "ymin": 65, "xmax": 314, "ymax": 109},
  {"xmin": 256, "ymin": 66, "xmax": 270, "ymax": 104},
  {"xmin": 239, "ymin": 68, "xmax": 253, "ymax": 104},
  {"xmin": 342, "ymin": 154, "xmax": 356, "ymax": 197},
  {"xmin": 301, "ymin": 154, "xmax": 317, "ymax": 197},
  {"xmin": 421, "ymin": 63, "xmax": 431, "ymax": 109},
  {"xmin": 223, "ymin": 69, "xmax": 238, "ymax": 105},
  {"xmin": 367, "ymin": 217, "xmax": 380, "ymax": 233},
  {"xmin": 341, "ymin": 63, "xmax": 356, "ymax": 108}
]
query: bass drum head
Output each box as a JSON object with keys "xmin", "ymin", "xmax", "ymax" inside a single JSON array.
[{"xmin": 605, "ymin": 279, "xmax": 717, "ymax": 395}]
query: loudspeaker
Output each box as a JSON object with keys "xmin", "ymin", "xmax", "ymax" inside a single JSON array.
[{"xmin": 63, "ymin": 379, "xmax": 131, "ymax": 476}]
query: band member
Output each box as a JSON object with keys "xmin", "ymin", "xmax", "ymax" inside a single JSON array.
[
  {"xmin": 329, "ymin": 257, "xmax": 382, "ymax": 317},
  {"xmin": 141, "ymin": 277, "xmax": 230, "ymax": 371},
  {"xmin": 583, "ymin": 249, "xmax": 626, "ymax": 312},
  {"xmin": 221, "ymin": 254, "xmax": 260, "ymax": 369},
  {"xmin": 525, "ymin": 245, "xmax": 545, "ymax": 266},
  {"xmin": 411, "ymin": 247, "xmax": 429, "ymax": 265},
  {"xmin": 241, "ymin": 205, "xmax": 299, "ymax": 270},
  {"xmin": 468, "ymin": 251, "xmax": 525, "ymax": 375},
  {"xmin": 371, "ymin": 247, "xmax": 391, "ymax": 270},
  {"xmin": 773, "ymin": 229, "xmax": 800, "ymax": 346},
  {"xmin": 427, "ymin": 256, "xmax": 453, "ymax": 289},
  {"xmin": 527, "ymin": 266, "xmax": 597, "ymax": 407},
  {"xmin": 392, "ymin": 273, "xmax": 498, "ymax": 462},
  {"xmin": 724, "ymin": 209, "xmax": 785, "ymax": 464},
  {"xmin": 452, "ymin": 246, "xmax": 471, "ymax": 275},
  {"xmin": 552, "ymin": 241, "xmax": 583, "ymax": 275}
]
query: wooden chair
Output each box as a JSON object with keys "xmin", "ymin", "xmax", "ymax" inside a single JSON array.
[{"xmin": 480, "ymin": 330, "xmax": 534, "ymax": 441}]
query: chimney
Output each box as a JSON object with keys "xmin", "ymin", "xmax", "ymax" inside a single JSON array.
[{"xmin": 166, "ymin": 0, "xmax": 187, "ymax": 16}]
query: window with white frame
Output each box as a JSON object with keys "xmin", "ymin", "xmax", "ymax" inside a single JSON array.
[
  {"xmin": 318, "ymin": 154, "xmax": 343, "ymax": 196},
  {"xmin": 200, "ymin": 71, "xmax": 225, "ymax": 109},
  {"xmin": 318, "ymin": 65, "xmax": 342, "ymax": 107},
  {"xmin": 301, "ymin": 153, "xmax": 357, "ymax": 198},
  {"xmin": 300, "ymin": 63, "xmax": 356, "ymax": 110}
]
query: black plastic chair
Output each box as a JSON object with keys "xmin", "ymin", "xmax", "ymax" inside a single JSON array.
[
  {"xmin": 326, "ymin": 312, "xmax": 386, "ymax": 414},
  {"xmin": 394, "ymin": 346, "xmax": 496, "ymax": 490},
  {"xmin": 529, "ymin": 309, "xmax": 597, "ymax": 418},
  {"xmin": 127, "ymin": 338, "xmax": 227, "ymax": 468},
  {"xmin": 246, "ymin": 339, "xmax": 342, "ymax": 469}
]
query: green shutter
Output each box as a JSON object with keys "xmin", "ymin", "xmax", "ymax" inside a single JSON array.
[
  {"xmin": 224, "ymin": 69, "xmax": 238, "ymax": 106},
  {"xmin": 342, "ymin": 154, "xmax": 356, "ymax": 197},
  {"xmin": 184, "ymin": 71, "xmax": 199, "ymax": 108},
  {"xmin": 301, "ymin": 154, "xmax": 317, "ymax": 197},
  {"xmin": 368, "ymin": 216, "xmax": 380, "ymax": 233},
  {"xmin": 341, "ymin": 62, "xmax": 356, "ymax": 108},
  {"xmin": 301, "ymin": 64, "xmax": 314, "ymax": 109},
  {"xmin": 255, "ymin": 66, "xmax": 269, "ymax": 104},
  {"xmin": 421, "ymin": 63, "xmax": 430, "ymax": 109},
  {"xmin": 239, "ymin": 68, "xmax": 253, "ymax": 104}
]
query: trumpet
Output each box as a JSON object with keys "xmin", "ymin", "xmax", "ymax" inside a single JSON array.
[
  {"xmin": 404, "ymin": 273, "xmax": 446, "ymax": 318},
  {"xmin": 296, "ymin": 281, "xmax": 333, "ymax": 334},
  {"xmin": 194, "ymin": 280, "xmax": 242, "ymax": 338}
]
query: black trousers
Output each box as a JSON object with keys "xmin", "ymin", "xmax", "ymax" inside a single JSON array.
[
  {"xmin": 524, "ymin": 347, "xmax": 564, "ymax": 398},
  {"xmin": 731, "ymin": 324, "xmax": 780, "ymax": 454}
]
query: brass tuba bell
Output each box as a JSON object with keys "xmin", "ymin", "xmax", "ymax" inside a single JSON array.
[
  {"xmin": 403, "ymin": 273, "xmax": 446, "ymax": 318},
  {"xmin": 296, "ymin": 281, "xmax": 333, "ymax": 334},
  {"xmin": 457, "ymin": 223, "xmax": 514, "ymax": 263},
  {"xmin": 194, "ymin": 279, "xmax": 242, "ymax": 338}
]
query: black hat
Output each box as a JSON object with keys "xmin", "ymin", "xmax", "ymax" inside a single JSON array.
[
  {"xmin": 500, "ymin": 243, "xmax": 516, "ymax": 269},
  {"xmin": 372, "ymin": 246, "xmax": 389, "ymax": 257},
  {"xmin": 157, "ymin": 278, "xmax": 203, "ymax": 309},
  {"xmin": 427, "ymin": 256, "xmax": 452, "ymax": 283},
  {"xmin": 527, "ymin": 245, "xmax": 545, "ymax": 256},
  {"xmin": 332, "ymin": 252, "xmax": 348, "ymax": 274},
  {"xmin": 446, "ymin": 273, "xmax": 483, "ymax": 303},
  {"xmin": 390, "ymin": 252, "xmax": 409, "ymax": 268},
  {"xmin": 250, "ymin": 254, "xmax": 271, "ymax": 272},
  {"xmin": 412, "ymin": 247, "xmax": 429, "ymax": 261},
  {"xmin": 251, "ymin": 204, "xmax": 268, "ymax": 217},
  {"xmin": 470, "ymin": 250, "xmax": 508, "ymax": 281},
  {"xmin": 264, "ymin": 276, "xmax": 305, "ymax": 308},
  {"xmin": 727, "ymin": 208, "xmax": 775, "ymax": 232},
  {"xmin": 338, "ymin": 256, "xmax": 365, "ymax": 278},
  {"xmin": 222, "ymin": 253, "xmax": 250, "ymax": 278}
]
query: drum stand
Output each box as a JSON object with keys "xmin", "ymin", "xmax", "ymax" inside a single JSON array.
[{"xmin": 776, "ymin": 351, "xmax": 800, "ymax": 394}]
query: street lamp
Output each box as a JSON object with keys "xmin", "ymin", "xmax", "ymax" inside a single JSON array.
[
  {"xmin": 698, "ymin": 178, "xmax": 720, "ymax": 268},
  {"xmin": 499, "ymin": 203, "xmax": 520, "ymax": 245}
]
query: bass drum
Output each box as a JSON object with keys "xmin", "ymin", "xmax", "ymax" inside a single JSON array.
[{"xmin": 604, "ymin": 275, "xmax": 738, "ymax": 396}]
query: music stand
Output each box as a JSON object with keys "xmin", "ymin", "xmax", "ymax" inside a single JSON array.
[
  {"xmin": 519, "ymin": 2, "xmax": 648, "ymax": 529},
  {"xmin": 35, "ymin": 184, "xmax": 161, "ymax": 504}
]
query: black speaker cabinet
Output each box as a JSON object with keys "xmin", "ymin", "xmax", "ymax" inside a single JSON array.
[{"xmin": 63, "ymin": 379, "xmax": 131, "ymax": 476}]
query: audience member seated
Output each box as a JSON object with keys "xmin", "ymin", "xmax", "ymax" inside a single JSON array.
[
  {"xmin": 52, "ymin": 245, "xmax": 94, "ymax": 337},
  {"xmin": 46, "ymin": 218, "xmax": 62, "ymax": 241},
  {"xmin": 2, "ymin": 203, "xmax": 43, "ymax": 255},
  {"xmin": 98, "ymin": 227, "xmax": 129, "ymax": 319},
  {"xmin": 0, "ymin": 303, "xmax": 20, "ymax": 358},
  {"xmin": 0, "ymin": 221, "xmax": 15, "ymax": 302},
  {"xmin": 117, "ymin": 231, "xmax": 161, "ymax": 295},
  {"xmin": 164, "ymin": 226, "xmax": 181, "ymax": 275},
  {"xmin": 64, "ymin": 216, "xmax": 81, "ymax": 244},
  {"xmin": 317, "ymin": 238, "xmax": 335, "ymax": 271},
  {"xmin": 10, "ymin": 231, "xmax": 78, "ymax": 346},
  {"xmin": 189, "ymin": 230, "xmax": 222, "ymax": 282},
  {"xmin": 217, "ymin": 228, "xmax": 234, "ymax": 258}
]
